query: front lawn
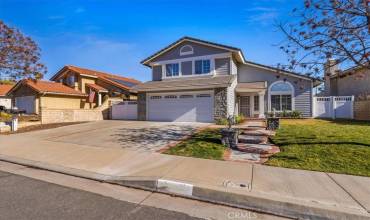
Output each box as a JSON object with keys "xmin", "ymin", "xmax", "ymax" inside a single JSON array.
[
  {"xmin": 164, "ymin": 128, "xmax": 226, "ymax": 160},
  {"xmin": 266, "ymin": 119, "xmax": 370, "ymax": 177}
]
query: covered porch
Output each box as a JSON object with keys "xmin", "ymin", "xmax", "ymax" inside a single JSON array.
[{"xmin": 235, "ymin": 82, "xmax": 266, "ymax": 118}]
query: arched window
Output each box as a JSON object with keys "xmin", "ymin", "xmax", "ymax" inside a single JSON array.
[
  {"xmin": 269, "ymin": 81, "xmax": 294, "ymax": 111},
  {"xmin": 179, "ymin": 45, "xmax": 194, "ymax": 56}
]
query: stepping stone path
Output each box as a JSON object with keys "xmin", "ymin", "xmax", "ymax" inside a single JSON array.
[{"xmin": 224, "ymin": 120, "xmax": 280, "ymax": 163}]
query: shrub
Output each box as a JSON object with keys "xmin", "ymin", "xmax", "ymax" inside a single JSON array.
[
  {"xmin": 291, "ymin": 110, "xmax": 302, "ymax": 118},
  {"xmin": 266, "ymin": 110, "xmax": 302, "ymax": 118},
  {"xmin": 0, "ymin": 112, "xmax": 12, "ymax": 122},
  {"xmin": 235, "ymin": 114, "xmax": 245, "ymax": 124},
  {"xmin": 216, "ymin": 118, "xmax": 228, "ymax": 125}
]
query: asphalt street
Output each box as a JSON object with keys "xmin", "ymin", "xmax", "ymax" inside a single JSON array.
[{"xmin": 0, "ymin": 171, "xmax": 201, "ymax": 220}]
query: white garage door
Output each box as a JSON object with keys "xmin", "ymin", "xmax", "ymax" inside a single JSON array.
[
  {"xmin": 147, "ymin": 91, "xmax": 214, "ymax": 122},
  {"xmin": 111, "ymin": 101, "xmax": 138, "ymax": 120},
  {"xmin": 0, "ymin": 98, "xmax": 11, "ymax": 109},
  {"xmin": 15, "ymin": 96, "xmax": 35, "ymax": 114}
]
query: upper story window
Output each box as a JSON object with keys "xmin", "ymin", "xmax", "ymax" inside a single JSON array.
[
  {"xmin": 195, "ymin": 60, "xmax": 211, "ymax": 74},
  {"xmin": 179, "ymin": 45, "xmax": 194, "ymax": 56},
  {"xmin": 166, "ymin": 63, "xmax": 179, "ymax": 77},
  {"xmin": 67, "ymin": 74, "xmax": 75, "ymax": 86}
]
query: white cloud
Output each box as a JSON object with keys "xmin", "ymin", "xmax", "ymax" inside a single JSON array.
[
  {"xmin": 245, "ymin": 7, "xmax": 277, "ymax": 12},
  {"xmin": 244, "ymin": 7, "xmax": 279, "ymax": 25},
  {"xmin": 74, "ymin": 7, "xmax": 85, "ymax": 14},
  {"xmin": 39, "ymin": 34, "xmax": 149, "ymax": 81},
  {"xmin": 246, "ymin": 11, "xmax": 279, "ymax": 24},
  {"xmin": 47, "ymin": 15, "xmax": 65, "ymax": 20}
]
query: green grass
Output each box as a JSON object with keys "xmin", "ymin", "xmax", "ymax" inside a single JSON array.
[
  {"xmin": 266, "ymin": 119, "xmax": 370, "ymax": 177},
  {"xmin": 0, "ymin": 112, "xmax": 12, "ymax": 122},
  {"xmin": 164, "ymin": 128, "xmax": 226, "ymax": 160}
]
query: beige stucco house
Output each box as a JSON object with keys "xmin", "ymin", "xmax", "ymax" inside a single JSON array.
[
  {"xmin": 7, "ymin": 66, "xmax": 141, "ymax": 114},
  {"xmin": 7, "ymin": 80, "xmax": 87, "ymax": 114},
  {"xmin": 0, "ymin": 84, "xmax": 13, "ymax": 109},
  {"xmin": 324, "ymin": 59, "xmax": 370, "ymax": 97}
]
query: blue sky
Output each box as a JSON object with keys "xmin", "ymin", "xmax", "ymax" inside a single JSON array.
[{"xmin": 0, "ymin": 0, "xmax": 301, "ymax": 82}]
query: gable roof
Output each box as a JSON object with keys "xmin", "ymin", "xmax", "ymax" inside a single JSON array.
[
  {"xmin": 86, "ymin": 83, "xmax": 108, "ymax": 92},
  {"xmin": 244, "ymin": 60, "xmax": 322, "ymax": 86},
  {"xmin": 50, "ymin": 65, "xmax": 141, "ymax": 91},
  {"xmin": 332, "ymin": 65, "xmax": 370, "ymax": 78},
  {"xmin": 8, "ymin": 79, "xmax": 87, "ymax": 97},
  {"xmin": 0, "ymin": 84, "xmax": 14, "ymax": 96},
  {"xmin": 141, "ymin": 36, "xmax": 246, "ymax": 66}
]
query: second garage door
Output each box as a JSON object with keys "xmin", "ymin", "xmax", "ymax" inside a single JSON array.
[
  {"xmin": 15, "ymin": 96, "xmax": 36, "ymax": 114},
  {"xmin": 147, "ymin": 91, "xmax": 214, "ymax": 122}
]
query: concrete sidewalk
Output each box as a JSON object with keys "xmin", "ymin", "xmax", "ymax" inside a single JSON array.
[{"xmin": 0, "ymin": 134, "xmax": 369, "ymax": 219}]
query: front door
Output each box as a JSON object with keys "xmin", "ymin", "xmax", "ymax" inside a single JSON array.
[{"xmin": 240, "ymin": 96, "xmax": 251, "ymax": 117}]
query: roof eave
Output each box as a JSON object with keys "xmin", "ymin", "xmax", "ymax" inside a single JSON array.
[
  {"xmin": 42, "ymin": 92, "xmax": 88, "ymax": 97},
  {"xmin": 244, "ymin": 61, "xmax": 318, "ymax": 81},
  {"xmin": 141, "ymin": 37, "xmax": 246, "ymax": 67},
  {"xmin": 50, "ymin": 66, "xmax": 70, "ymax": 81}
]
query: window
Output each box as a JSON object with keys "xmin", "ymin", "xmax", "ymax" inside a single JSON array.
[
  {"xmin": 166, "ymin": 63, "xmax": 179, "ymax": 77},
  {"xmin": 254, "ymin": 95, "xmax": 259, "ymax": 111},
  {"xmin": 164, "ymin": 95, "xmax": 177, "ymax": 99},
  {"xmin": 150, "ymin": 96, "xmax": 162, "ymax": 100},
  {"xmin": 269, "ymin": 81, "xmax": 293, "ymax": 111},
  {"xmin": 196, "ymin": 94, "xmax": 211, "ymax": 98},
  {"xmin": 67, "ymin": 74, "xmax": 75, "ymax": 86},
  {"xmin": 180, "ymin": 45, "xmax": 194, "ymax": 56},
  {"xmin": 195, "ymin": 60, "xmax": 211, "ymax": 74},
  {"xmin": 180, "ymin": 95, "xmax": 193, "ymax": 99}
]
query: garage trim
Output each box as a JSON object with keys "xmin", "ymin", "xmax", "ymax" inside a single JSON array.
[{"xmin": 146, "ymin": 90, "xmax": 214, "ymax": 122}]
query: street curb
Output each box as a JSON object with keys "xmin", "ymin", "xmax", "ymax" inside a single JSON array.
[{"xmin": 0, "ymin": 154, "xmax": 369, "ymax": 220}]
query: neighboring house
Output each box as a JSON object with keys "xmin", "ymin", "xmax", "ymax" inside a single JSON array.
[
  {"xmin": 324, "ymin": 59, "xmax": 370, "ymax": 97},
  {"xmin": 50, "ymin": 65, "xmax": 141, "ymax": 108},
  {"xmin": 0, "ymin": 84, "xmax": 13, "ymax": 109},
  {"xmin": 7, "ymin": 80, "xmax": 87, "ymax": 114},
  {"xmin": 7, "ymin": 66, "xmax": 141, "ymax": 114},
  {"xmin": 135, "ymin": 36, "xmax": 321, "ymax": 122}
]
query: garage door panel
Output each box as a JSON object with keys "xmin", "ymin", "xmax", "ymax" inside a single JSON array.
[
  {"xmin": 15, "ymin": 96, "xmax": 35, "ymax": 114},
  {"xmin": 148, "ymin": 92, "xmax": 213, "ymax": 122}
]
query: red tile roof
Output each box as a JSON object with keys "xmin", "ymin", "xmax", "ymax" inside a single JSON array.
[
  {"xmin": 86, "ymin": 83, "xmax": 108, "ymax": 92},
  {"xmin": 50, "ymin": 65, "xmax": 141, "ymax": 91},
  {"xmin": 0, "ymin": 84, "xmax": 14, "ymax": 96},
  {"xmin": 9, "ymin": 80, "xmax": 87, "ymax": 97}
]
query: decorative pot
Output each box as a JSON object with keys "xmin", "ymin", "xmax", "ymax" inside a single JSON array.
[
  {"xmin": 220, "ymin": 128, "xmax": 238, "ymax": 149},
  {"xmin": 266, "ymin": 118, "xmax": 280, "ymax": 130}
]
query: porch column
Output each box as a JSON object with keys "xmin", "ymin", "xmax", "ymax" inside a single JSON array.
[
  {"xmin": 98, "ymin": 93, "xmax": 102, "ymax": 106},
  {"xmin": 258, "ymin": 92, "xmax": 265, "ymax": 118}
]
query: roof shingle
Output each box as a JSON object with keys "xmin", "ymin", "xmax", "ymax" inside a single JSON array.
[
  {"xmin": 132, "ymin": 75, "xmax": 235, "ymax": 92},
  {"xmin": 9, "ymin": 80, "xmax": 87, "ymax": 97},
  {"xmin": 0, "ymin": 84, "xmax": 14, "ymax": 96},
  {"xmin": 50, "ymin": 65, "xmax": 141, "ymax": 91},
  {"xmin": 86, "ymin": 83, "xmax": 108, "ymax": 92}
]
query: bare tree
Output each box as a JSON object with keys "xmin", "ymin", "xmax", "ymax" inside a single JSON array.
[
  {"xmin": 0, "ymin": 20, "xmax": 47, "ymax": 80},
  {"xmin": 278, "ymin": 0, "xmax": 370, "ymax": 78}
]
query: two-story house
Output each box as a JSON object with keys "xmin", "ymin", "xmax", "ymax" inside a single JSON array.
[
  {"xmin": 7, "ymin": 66, "xmax": 141, "ymax": 114},
  {"xmin": 134, "ymin": 36, "xmax": 321, "ymax": 122}
]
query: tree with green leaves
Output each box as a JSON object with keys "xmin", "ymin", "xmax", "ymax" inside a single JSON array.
[{"xmin": 0, "ymin": 20, "xmax": 47, "ymax": 80}]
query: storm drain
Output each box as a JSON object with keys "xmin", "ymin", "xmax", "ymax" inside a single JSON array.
[{"xmin": 222, "ymin": 180, "xmax": 251, "ymax": 190}]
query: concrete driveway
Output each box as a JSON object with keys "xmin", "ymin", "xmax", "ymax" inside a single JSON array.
[{"xmin": 13, "ymin": 120, "xmax": 208, "ymax": 152}]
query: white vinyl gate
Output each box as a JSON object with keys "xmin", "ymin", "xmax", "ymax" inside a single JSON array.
[
  {"xmin": 313, "ymin": 96, "xmax": 354, "ymax": 119},
  {"xmin": 111, "ymin": 101, "xmax": 138, "ymax": 120}
]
